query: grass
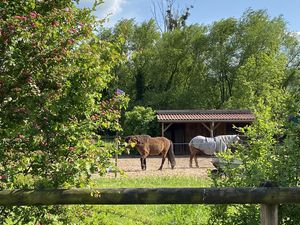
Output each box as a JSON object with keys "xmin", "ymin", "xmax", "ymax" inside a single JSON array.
[
  {"xmin": 93, "ymin": 176, "xmax": 211, "ymax": 188},
  {"xmin": 64, "ymin": 176, "xmax": 212, "ymax": 225}
]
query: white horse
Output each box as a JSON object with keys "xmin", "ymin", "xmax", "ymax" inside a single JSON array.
[{"xmin": 188, "ymin": 135, "xmax": 240, "ymax": 168}]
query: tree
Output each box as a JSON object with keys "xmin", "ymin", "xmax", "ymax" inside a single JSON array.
[
  {"xmin": 0, "ymin": 0, "xmax": 127, "ymax": 223},
  {"xmin": 144, "ymin": 25, "xmax": 211, "ymax": 109},
  {"xmin": 205, "ymin": 18, "xmax": 238, "ymax": 106},
  {"xmin": 99, "ymin": 19, "xmax": 160, "ymax": 107},
  {"xmin": 123, "ymin": 106, "xmax": 158, "ymax": 136},
  {"xmin": 151, "ymin": 0, "xmax": 193, "ymax": 32}
]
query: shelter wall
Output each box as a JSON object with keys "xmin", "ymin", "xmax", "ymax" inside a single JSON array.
[{"xmin": 163, "ymin": 122, "xmax": 250, "ymax": 155}]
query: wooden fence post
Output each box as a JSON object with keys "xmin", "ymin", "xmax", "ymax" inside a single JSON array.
[
  {"xmin": 260, "ymin": 204, "xmax": 278, "ymax": 225},
  {"xmin": 260, "ymin": 181, "xmax": 279, "ymax": 225},
  {"xmin": 114, "ymin": 134, "xmax": 119, "ymax": 178}
]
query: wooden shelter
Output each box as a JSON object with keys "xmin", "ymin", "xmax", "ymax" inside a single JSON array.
[{"xmin": 157, "ymin": 109, "xmax": 255, "ymax": 154}]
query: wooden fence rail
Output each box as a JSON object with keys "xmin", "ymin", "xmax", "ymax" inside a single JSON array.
[
  {"xmin": 1, "ymin": 187, "xmax": 299, "ymax": 225},
  {"xmin": 0, "ymin": 187, "xmax": 299, "ymax": 206}
]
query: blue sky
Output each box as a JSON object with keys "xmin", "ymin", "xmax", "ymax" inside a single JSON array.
[{"xmin": 78, "ymin": 0, "xmax": 300, "ymax": 32}]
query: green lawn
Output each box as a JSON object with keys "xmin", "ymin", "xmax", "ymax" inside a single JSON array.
[{"xmin": 64, "ymin": 177, "xmax": 211, "ymax": 225}]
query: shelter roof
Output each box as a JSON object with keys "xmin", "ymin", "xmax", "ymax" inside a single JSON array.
[{"xmin": 156, "ymin": 110, "xmax": 255, "ymax": 123}]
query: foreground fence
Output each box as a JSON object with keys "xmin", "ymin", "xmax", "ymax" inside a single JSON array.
[{"xmin": 1, "ymin": 187, "xmax": 300, "ymax": 225}]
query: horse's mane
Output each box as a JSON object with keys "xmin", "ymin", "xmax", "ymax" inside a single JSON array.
[{"xmin": 216, "ymin": 135, "xmax": 239, "ymax": 144}]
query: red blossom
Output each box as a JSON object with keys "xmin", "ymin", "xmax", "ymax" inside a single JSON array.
[
  {"xmin": 34, "ymin": 124, "xmax": 41, "ymax": 130},
  {"xmin": 29, "ymin": 12, "xmax": 38, "ymax": 19},
  {"xmin": 62, "ymin": 48, "xmax": 67, "ymax": 54},
  {"xmin": 18, "ymin": 134, "xmax": 25, "ymax": 139},
  {"xmin": 68, "ymin": 39, "xmax": 75, "ymax": 45},
  {"xmin": 13, "ymin": 107, "xmax": 26, "ymax": 113},
  {"xmin": 14, "ymin": 15, "xmax": 27, "ymax": 21},
  {"xmin": 68, "ymin": 28, "xmax": 77, "ymax": 34},
  {"xmin": 41, "ymin": 141, "xmax": 48, "ymax": 146},
  {"xmin": 0, "ymin": 175, "xmax": 7, "ymax": 180},
  {"xmin": 8, "ymin": 24, "xmax": 15, "ymax": 30},
  {"xmin": 51, "ymin": 20, "xmax": 59, "ymax": 27},
  {"xmin": 91, "ymin": 114, "xmax": 99, "ymax": 121},
  {"xmin": 31, "ymin": 22, "xmax": 37, "ymax": 28},
  {"xmin": 13, "ymin": 87, "xmax": 22, "ymax": 92},
  {"xmin": 26, "ymin": 76, "xmax": 33, "ymax": 83}
]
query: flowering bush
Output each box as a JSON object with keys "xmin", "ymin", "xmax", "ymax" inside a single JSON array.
[{"xmin": 0, "ymin": 0, "xmax": 127, "ymax": 223}]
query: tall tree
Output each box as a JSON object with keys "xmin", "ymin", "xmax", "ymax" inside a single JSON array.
[
  {"xmin": 100, "ymin": 19, "xmax": 160, "ymax": 107},
  {"xmin": 101, "ymin": 9, "xmax": 299, "ymax": 112},
  {"xmin": 205, "ymin": 18, "xmax": 238, "ymax": 106},
  {"xmin": 151, "ymin": 0, "xmax": 193, "ymax": 32}
]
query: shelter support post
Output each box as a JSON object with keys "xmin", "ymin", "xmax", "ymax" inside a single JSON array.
[
  {"xmin": 210, "ymin": 122, "xmax": 214, "ymax": 137},
  {"xmin": 201, "ymin": 122, "xmax": 220, "ymax": 137},
  {"xmin": 161, "ymin": 123, "xmax": 173, "ymax": 137}
]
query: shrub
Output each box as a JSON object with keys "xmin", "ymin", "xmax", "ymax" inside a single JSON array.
[
  {"xmin": 123, "ymin": 106, "xmax": 158, "ymax": 136},
  {"xmin": 209, "ymin": 104, "xmax": 300, "ymax": 224},
  {"xmin": 0, "ymin": 1, "xmax": 127, "ymax": 223}
]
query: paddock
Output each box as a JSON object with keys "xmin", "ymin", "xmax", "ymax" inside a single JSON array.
[{"xmin": 105, "ymin": 156, "xmax": 215, "ymax": 178}]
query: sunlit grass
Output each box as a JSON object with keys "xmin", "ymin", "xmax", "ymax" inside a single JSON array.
[
  {"xmin": 65, "ymin": 176, "xmax": 211, "ymax": 225},
  {"xmin": 93, "ymin": 176, "xmax": 211, "ymax": 188}
]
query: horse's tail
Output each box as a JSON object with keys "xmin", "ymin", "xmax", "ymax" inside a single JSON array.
[{"xmin": 167, "ymin": 141, "xmax": 176, "ymax": 169}]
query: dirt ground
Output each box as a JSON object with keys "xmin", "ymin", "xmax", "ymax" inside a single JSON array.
[{"xmin": 105, "ymin": 156, "xmax": 215, "ymax": 178}]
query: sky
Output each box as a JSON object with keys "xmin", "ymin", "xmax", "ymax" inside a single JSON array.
[{"xmin": 78, "ymin": 0, "xmax": 300, "ymax": 33}]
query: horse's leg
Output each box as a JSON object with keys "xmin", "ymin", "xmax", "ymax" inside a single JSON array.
[
  {"xmin": 194, "ymin": 154, "xmax": 199, "ymax": 168},
  {"xmin": 140, "ymin": 157, "xmax": 144, "ymax": 170},
  {"xmin": 190, "ymin": 146, "xmax": 200, "ymax": 168},
  {"xmin": 189, "ymin": 146, "xmax": 197, "ymax": 168},
  {"xmin": 158, "ymin": 156, "xmax": 166, "ymax": 170},
  {"xmin": 138, "ymin": 146, "xmax": 148, "ymax": 170},
  {"xmin": 159, "ymin": 150, "xmax": 169, "ymax": 170},
  {"xmin": 140, "ymin": 156, "xmax": 147, "ymax": 170},
  {"xmin": 189, "ymin": 153, "xmax": 194, "ymax": 168},
  {"xmin": 140, "ymin": 157, "xmax": 143, "ymax": 170}
]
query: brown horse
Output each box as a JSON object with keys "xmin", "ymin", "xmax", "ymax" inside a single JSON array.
[
  {"xmin": 125, "ymin": 135, "xmax": 176, "ymax": 170},
  {"xmin": 189, "ymin": 135, "xmax": 240, "ymax": 168}
]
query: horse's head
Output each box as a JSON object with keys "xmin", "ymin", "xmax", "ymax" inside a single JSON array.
[
  {"xmin": 125, "ymin": 136, "xmax": 139, "ymax": 144},
  {"xmin": 228, "ymin": 135, "xmax": 241, "ymax": 153},
  {"xmin": 124, "ymin": 136, "xmax": 139, "ymax": 154},
  {"xmin": 235, "ymin": 135, "xmax": 240, "ymax": 142}
]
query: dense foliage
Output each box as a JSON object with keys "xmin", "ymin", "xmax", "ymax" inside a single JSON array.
[
  {"xmin": 103, "ymin": 10, "xmax": 300, "ymax": 111},
  {"xmin": 0, "ymin": 0, "xmax": 128, "ymax": 223},
  {"xmin": 101, "ymin": 8, "xmax": 300, "ymax": 225},
  {"xmin": 209, "ymin": 108, "xmax": 300, "ymax": 224},
  {"xmin": 206, "ymin": 11, "xmax": 300, "ymax": 223},
  {"xmin": 206, "ymin": 10, "xmax": 300, "ymax": 225},
  {"xmin": 123, "ymin": 106, "xmax": 158, "ymax": 136},
  {"xmin": 1, "ymin": 0, "xmax": 300, "ymax": 224}
]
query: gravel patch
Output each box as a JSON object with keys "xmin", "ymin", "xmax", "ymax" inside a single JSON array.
[{"xmin": 105, "ymin": 156, "xmax": 215, "ymax": 178}]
